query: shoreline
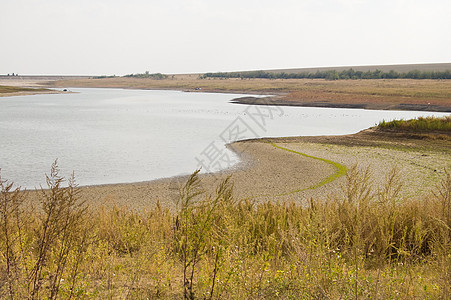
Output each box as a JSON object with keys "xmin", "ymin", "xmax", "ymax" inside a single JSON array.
[
  {"xmin": 19, "ymin": 128, "xmax": 449, "ymax": 210},
  {"xmin": 230, "ymin": 96, "xmax": 451, "ymax": 113},
  {"xmin": 75, "ymin": 140, "xmax": 337, "ymax": 210},
  {"xmin": 4, "ymin": 77, "xmax": 450, "ymax": 209},
  {"xmin": 0, "ymin": 89, "xmax": 67, "ymax": 98}
]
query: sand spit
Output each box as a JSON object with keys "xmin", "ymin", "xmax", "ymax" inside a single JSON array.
[{"xmin": 0, "ymin": 90, "xmax": 68, "ymax": 97}]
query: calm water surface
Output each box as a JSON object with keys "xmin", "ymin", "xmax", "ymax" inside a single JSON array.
[{"xmin": 0, "ymin": 88, "xmax": 448, "ymax": 188}]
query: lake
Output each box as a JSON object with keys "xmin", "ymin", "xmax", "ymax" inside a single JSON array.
[{"xmin": 0, "ymin": 88, "xmax": 448, "ymax": 189}]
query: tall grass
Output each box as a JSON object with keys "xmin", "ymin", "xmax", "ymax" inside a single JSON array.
[
  {"xmin": 378, "ymin": 116, "xmax": 451, "ymax": 132},
  {"xmin": 1, "ymin": 164, "xmax": 450, "ymax": 298}
]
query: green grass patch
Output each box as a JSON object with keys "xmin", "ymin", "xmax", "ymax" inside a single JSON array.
[
  {"xmin": 270, "ymin": 143, "xmax": 347, "ymax": 195},
  {"xmin": 378, "ymin": 116, "xmax": 451, "ymax": 132}
]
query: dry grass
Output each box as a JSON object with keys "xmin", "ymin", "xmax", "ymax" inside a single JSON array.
[
  {"xmin": 285, "ymin": 79, "xmax": 451, "ymax": 105},
  {"xmin": 1, "ymin": 161, "xmax": 450, "ymax": 299}
]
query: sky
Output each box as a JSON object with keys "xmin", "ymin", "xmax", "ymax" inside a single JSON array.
[{"xmin": 1, "ymin": 0, "xmax": 450, "ymax": 75}]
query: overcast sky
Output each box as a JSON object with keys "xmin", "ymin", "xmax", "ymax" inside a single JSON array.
[{"xmin": 1, "ymin": 0, "xmax": 450, "ymax": 75}]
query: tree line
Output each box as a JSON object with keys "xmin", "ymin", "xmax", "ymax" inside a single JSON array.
[
  {"xmin": 124, "ymin": 71, "xmax": 168, "ymax": 79},
  {"xmin": 202, "ymin": 68, "xmax": 451, "ymax": 80}
]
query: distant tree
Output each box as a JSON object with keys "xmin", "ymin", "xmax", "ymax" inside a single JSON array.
[
  {"xmin": 325, "ymin": 70, "xmax": 339, "ymax": 80},
  {"xmin": 201, "ymin": 68, "xmax": 451, "ymax": 80}
]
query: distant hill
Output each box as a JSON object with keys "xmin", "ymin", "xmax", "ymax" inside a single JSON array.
[{"xmin": 263, "ymin": 63, "xmax": 451, "ymax": 74}]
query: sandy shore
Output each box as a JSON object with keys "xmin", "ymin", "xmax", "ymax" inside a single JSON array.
[
  {"xmin": 48, "ymin": 129, "xmax": 447, "ymax": 211},
  {"xmin": 70, "ymin": 141, "xmax": 333, "ymax": 210}
]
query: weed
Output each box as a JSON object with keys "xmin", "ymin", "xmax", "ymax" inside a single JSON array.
[
  {"xmin": 1, "ymin": 163, "xmax": 450, "ymax": 298},
  {"xmin": 0, "ymin": 161, "xmax": 90, "ymax": 299}
]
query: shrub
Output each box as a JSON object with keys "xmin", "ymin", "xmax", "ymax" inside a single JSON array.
[{"xmin": 378, "ymin": 116, "xmax": 451, "ymax": 132}]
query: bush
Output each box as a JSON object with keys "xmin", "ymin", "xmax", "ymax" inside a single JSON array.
[
  {"xmin": 378, "ymin": 116, "xmax": 451, "ymax": 132},
  {"xmin": 0, "ymin": 161, "xmax": 90, "ymax": 299}
]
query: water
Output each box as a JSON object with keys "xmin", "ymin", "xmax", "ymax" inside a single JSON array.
[{"xmin": 0, "ymin": 88, "xmax": 448, "ymax": 189}]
